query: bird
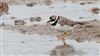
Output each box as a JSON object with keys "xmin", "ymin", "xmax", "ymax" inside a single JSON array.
[{"xmin": 47, "ymin": 15, "xmax": 84, "ymax": 26}]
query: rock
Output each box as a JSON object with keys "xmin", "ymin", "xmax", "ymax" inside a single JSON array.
[
  {"xmin": 26, "ymin": 3, "xmax": 33, "ymax": 7},
  {"xmin": 30, "ymin": 17, "xmax": 35, "ymax": 22},
  {"xmin": 26, "ymin": 2, "xmax": 36, "ymax": 7},
  {"xmin": 15, "ymin": 20, "xmax": 25, "ymax": 26},
  {"xmin": 1, "ymin": 22, "xmax": 5, "ymax": 26},
  {"xmin": 80, "ymin": 2, "xmax": 85, "ymax": 5},
  {"xmin": 30, "ymin": 16, "xmax": 41, "ymax": 22},
  {"xmin": 10, "ymin": 16, "xmax": 17, "ymax": 19},
  {"xmin": 87, "ymin": 2, "xmax": 94, "ymax": 4},
  {"xmin": 91, "ymin": 7, "xmax": 100, "ymax": 14},
  {"xmin": 35, "ymin": 17, "xmax": 41, "ymax": 22}
]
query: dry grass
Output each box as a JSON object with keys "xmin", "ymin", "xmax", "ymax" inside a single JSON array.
[
  {"xmin": 44, "ymin": 0, "xmax": 52, "ymax": 6},
  {"xmin": 69, "ymin": 21, "xmax": 100, "ymax": 43},
  {"xmin": 0, "ymin": 24, "xmax": 60, "ymax": 35},
  {"xmin": 0, "ymin": 2, "xmax": 9, "ymax": 16}
]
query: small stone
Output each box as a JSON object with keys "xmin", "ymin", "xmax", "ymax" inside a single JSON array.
[
  {"xmin": 30, "ymin": 17, "xmax": 35, "ymax": 22},
  {"xmin": 15, "ymin": 20, "xmax": 25, "ymax": 26},
  {"xmin": 35, "ymin": 17, "xmax": 41, "ymax": 22}
]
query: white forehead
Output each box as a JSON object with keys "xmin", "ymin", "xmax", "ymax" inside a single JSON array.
[{"xmin": 50, "ymin": 15, "xmax": 57, "ymax": 19}]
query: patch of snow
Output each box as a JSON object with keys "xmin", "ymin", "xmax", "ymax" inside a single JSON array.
[{"xmin": 0, "ymin": 29, "xmax": 100, "ymax": 56}]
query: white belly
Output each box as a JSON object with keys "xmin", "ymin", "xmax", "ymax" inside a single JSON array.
[{"xmin": 54, "ymin": 24, "xmax": 73, "ymax": 32}]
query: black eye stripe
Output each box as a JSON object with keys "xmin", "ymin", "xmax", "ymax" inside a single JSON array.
[{"xmin": 50, "ymin": 16, "xmax": 60, "ymax": 26}]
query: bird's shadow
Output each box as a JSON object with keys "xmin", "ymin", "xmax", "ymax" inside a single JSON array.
[{"xmin": 50, "ymin": 44, "xmax": 83, "ymax": 56}]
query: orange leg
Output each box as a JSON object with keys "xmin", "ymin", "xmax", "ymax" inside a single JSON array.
[{"xmin": 62, "ymin": 39, "xmax": 67, "ymax": 47}]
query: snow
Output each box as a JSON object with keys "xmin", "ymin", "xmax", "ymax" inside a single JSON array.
[
  {"xmin": 0, "ymin": 29, "xmax": 100, "ymax": 56},
  {"xmin": 0, "ymin": 29, "xmax": 60, "ymax": 55},
  {"xmin": 0, "ymin": 1, "xmax": 100, "ymax": 56},
  {"xmin": 1, "ymin": 2, "xmax": 99, "ymax": 25}
]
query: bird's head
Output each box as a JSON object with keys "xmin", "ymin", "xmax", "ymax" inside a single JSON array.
[
  {"xmin": 47, "ymin": 15, "xmax": 60, "ymax": 26},
  {"xmin": 47, "ymin": 15, "xmax": 57, "ymax": 23}
]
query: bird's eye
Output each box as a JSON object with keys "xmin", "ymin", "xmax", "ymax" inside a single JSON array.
[{"xmin": 50, "ymin": 17, "xmax": 56, "ymax": 21}]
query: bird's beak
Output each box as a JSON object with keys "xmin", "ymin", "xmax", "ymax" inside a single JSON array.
[{"xmin": 47, "ymin": 18, "xmax": 56, "ymax": 23}]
